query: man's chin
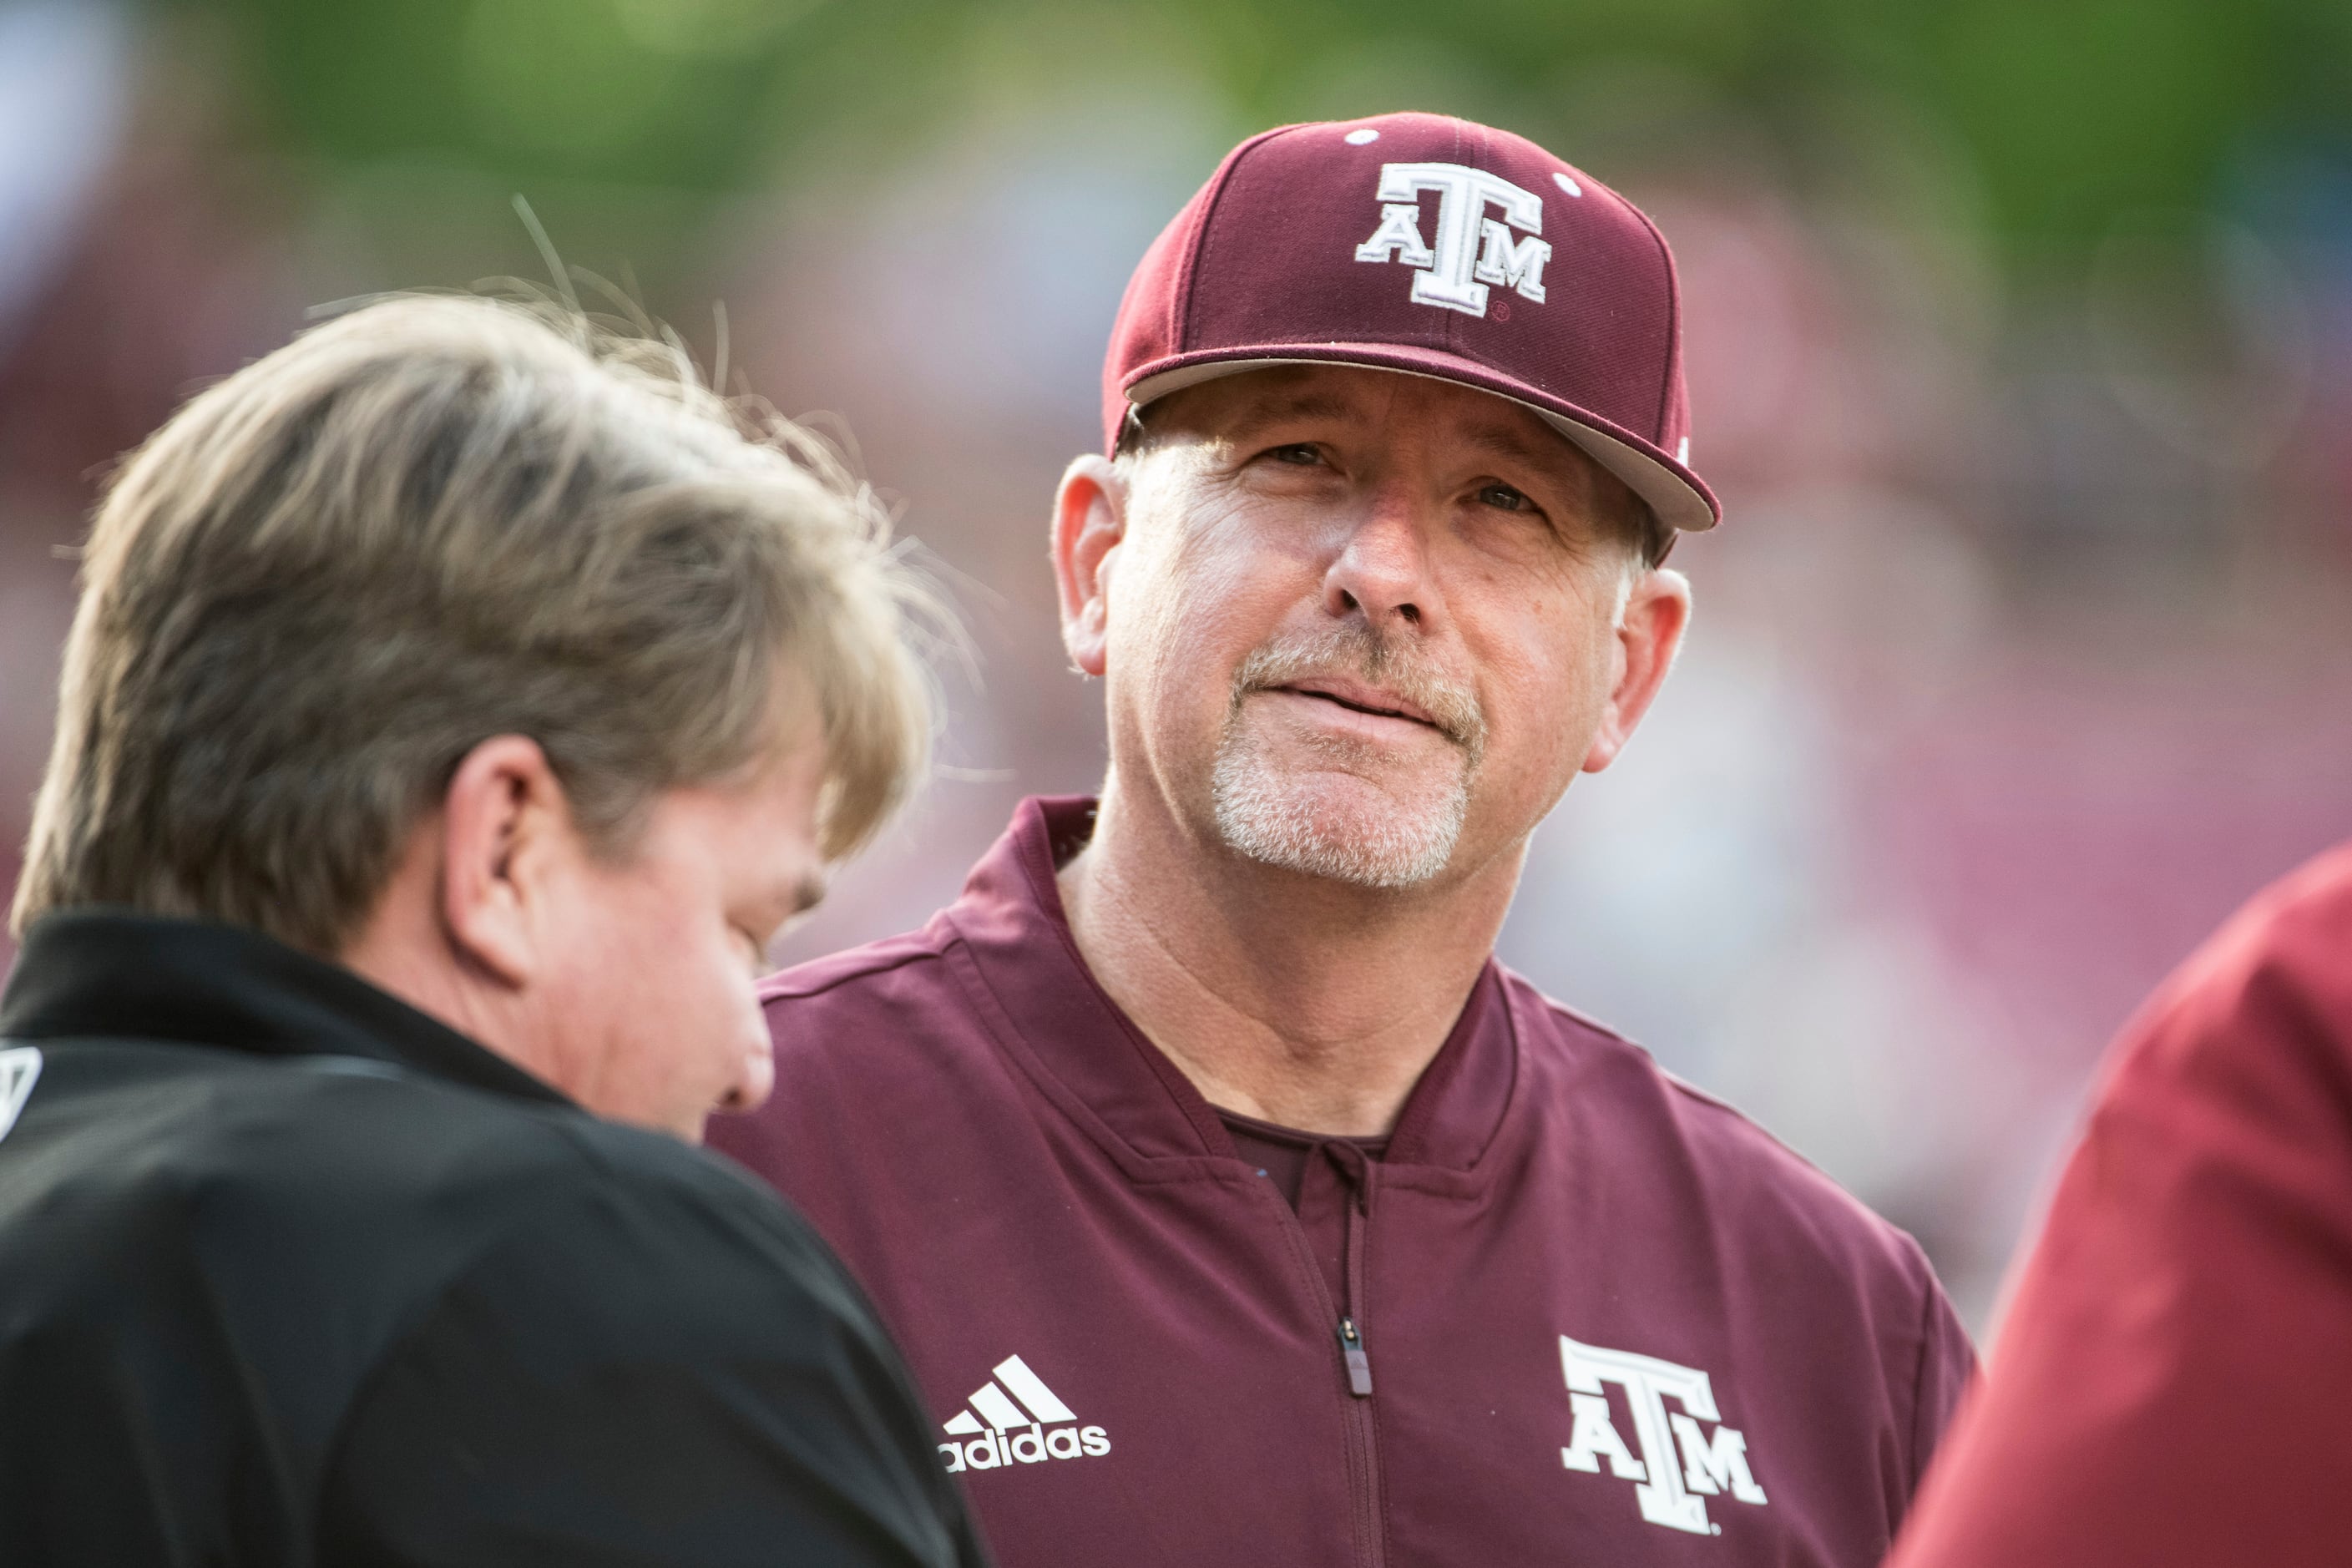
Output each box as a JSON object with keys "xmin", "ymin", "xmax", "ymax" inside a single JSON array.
[{"xmin": 1207, "ymin": 762, "xmax": 1469, "ymax": 891}]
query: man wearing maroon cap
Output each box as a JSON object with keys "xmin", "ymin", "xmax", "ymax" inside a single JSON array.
[
  {"xmin": 1887, "ymin": 841, "xmax": 2352, "ymax": 1568},
  {"xmin": 713, "ymin": 112, "xmax": 1972, "ymax": 1566}
]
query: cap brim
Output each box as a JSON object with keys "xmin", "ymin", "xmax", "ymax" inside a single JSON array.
[{"xmin": 1125, "ymin": 347, "xmax": 1718, "ymax": 533}]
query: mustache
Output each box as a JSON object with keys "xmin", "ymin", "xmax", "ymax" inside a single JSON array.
[{"xmin": 1231, "ymin": 626, "xmax": 1487, "ymax": 761}]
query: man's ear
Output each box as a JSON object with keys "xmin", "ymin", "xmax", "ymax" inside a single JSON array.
[
  {"xmin": 1052, "ymin": 454, "xmax": 1129, "ymax": 679},
  {"xmin": 436, "ymin": 735, "xmax": 575, "ymax": 989},
  {"xmin": 1581, "ymin": 568, "xmax": 1692, "ymax": 774}
]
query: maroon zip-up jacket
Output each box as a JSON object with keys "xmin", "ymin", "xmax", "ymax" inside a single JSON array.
[{"xmin": 713, "ymin": 798, "xmax": 1973, "ymax": 1566}]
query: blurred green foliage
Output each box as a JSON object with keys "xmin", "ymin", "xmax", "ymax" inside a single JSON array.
[{"xmin": 192, "ymin": 0, "xmax": 2350, "ymax": 262}]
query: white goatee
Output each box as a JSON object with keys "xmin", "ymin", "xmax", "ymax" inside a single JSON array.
[{"xmin": 1207, "ymin": 626, "xmax": 1485, "ymax": 890}]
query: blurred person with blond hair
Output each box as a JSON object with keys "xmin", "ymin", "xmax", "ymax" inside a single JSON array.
[
  {"xmin": 1888, "ymin": 842, "xmax": 2352, "ymax": 1568},
  {"xmin": 714, "ymin": 112, "xmax": 1972, "ymax": 1567},
  {"xmin": 0, "ymin": 295, "xmax": 987, "ymax": 1567}
]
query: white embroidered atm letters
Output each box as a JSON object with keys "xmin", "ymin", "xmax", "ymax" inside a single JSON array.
[
  {"xmin": 1473, "ymin": 219, "xmax": 1549, "ymax": 301},
  {"xmin": 1561, "ymin": 1391, "xmax": 1647, "ymax": 1479},
  {"xmin": 1671, "ymin": 1413, "xmax": 1768, "ymax": 1503},
  {"xmin": 1355, "ymin": 203, "xmax": 1435, "ymax": 270},
  {"xmin": 1353, "ymin": 162, "xmax": 1550, "ymax": 317},
  {"xmin": 1559, "ymin": 1334, "xmax": 1768, "ymax": 1535}
]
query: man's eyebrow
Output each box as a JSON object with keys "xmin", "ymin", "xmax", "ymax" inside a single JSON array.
[
  {"xmin": 1225, "ymin": 391, "xmax": 1363, "ymax": 432},
  {"xmin": 1457, "ymin": 418, "xmax": 1594, "ymax": 489}
]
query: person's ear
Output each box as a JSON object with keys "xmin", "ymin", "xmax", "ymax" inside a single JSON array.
[
  {"xmin": 436, "ymin": 735, "xmax": 578, "ymax": 988},
  {"xmin": 1581, "ymin": 567, "xmax": 1692, "ymax": 774},
  {"xmin": 1053, "ymin": 453, "xmax": 1129, "ymax": 679}
]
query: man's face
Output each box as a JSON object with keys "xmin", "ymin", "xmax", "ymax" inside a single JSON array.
[
  {"xmin": 539, "ymin": 705, "xmax": 828, "ymax": 1141},
  {"xmin": 1086, "ymin": 364, "xmax": 1676, "ymax": 891}
]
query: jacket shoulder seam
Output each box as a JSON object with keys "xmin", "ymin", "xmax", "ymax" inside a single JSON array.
[{"xmin": 757, "ymin": 938, "xmax": 953, "ymax": 1005}]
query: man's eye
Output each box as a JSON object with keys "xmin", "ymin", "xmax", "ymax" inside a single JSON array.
[
  {"xmin": 1266, "ymin": 443, "xmax": 1322, "ymax": 466},
  {"xmin": 1478, "ymin": 483, "xmax": 1534, "ymax": 512}
]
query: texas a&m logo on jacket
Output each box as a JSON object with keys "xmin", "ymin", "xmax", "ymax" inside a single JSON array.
[
  {"xmin": 1559, "ymin": 1333, "xmax": 1768, "ymax": 1535},
  {"xmin": 937, "ymin": 1354, "xmax": 1109, "ymax": 1475}
]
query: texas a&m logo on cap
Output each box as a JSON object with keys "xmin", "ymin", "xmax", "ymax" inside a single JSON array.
[{"xmin": 1353, "ymin": 161, "xmax": 1563, "ymax": 318}]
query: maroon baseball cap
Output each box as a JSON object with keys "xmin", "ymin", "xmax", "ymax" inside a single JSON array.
[{"xmin": 1104, "ymin": 111, "xmax": 1717, "ymax": 532}]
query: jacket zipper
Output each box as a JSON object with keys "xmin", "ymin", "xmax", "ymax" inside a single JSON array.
[
  {"xmin": 1280, "ymin": 1146, "xmax": 1384, "ymax": 1567},
  {"xmin": 1337, "ymin": 1160, "xmax": 1383, "ymax": 1565},
  {"xmin": 1338, "ymin": 1314, "xmax": 1373, "ymax": 1397},
  {"xmin": 1337, "ymin": 1175, "xmax": 1374, "ymax": 1397}
]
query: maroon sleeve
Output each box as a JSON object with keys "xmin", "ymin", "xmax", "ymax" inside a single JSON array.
[{"xmin": 1887, "ymin": 843, "xmax": 2352, "ymax": 1568}]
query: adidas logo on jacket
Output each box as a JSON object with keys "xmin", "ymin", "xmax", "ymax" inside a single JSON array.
[{"xmin": 938, "ymin": 1355, "xmax": 1110, "ymax": 1472}]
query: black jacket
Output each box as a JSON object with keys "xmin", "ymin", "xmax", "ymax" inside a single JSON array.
[{"xmin": 0, "ymin": 910, "xmax": 988, "ymax": 1568}]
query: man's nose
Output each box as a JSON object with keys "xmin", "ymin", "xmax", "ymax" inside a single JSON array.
[{"xmin": 1323, "ymin": 488, "xmax": 1435, "ymax": 631}]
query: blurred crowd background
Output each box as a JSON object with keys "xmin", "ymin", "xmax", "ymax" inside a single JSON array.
[{"xmin": 3, "ymin": 0, "xmax": 2349, "ymax": 1327}]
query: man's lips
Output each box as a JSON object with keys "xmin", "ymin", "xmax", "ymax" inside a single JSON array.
[{"xmin": 1272, "ymin": 676, "xmax": 1441, "ymax": 729}]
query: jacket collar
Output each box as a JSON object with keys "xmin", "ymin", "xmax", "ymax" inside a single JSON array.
[
  {"xmin": 0, "ymin": 908, "xmax": 573, "ymax": 1108},
  {"xmin": 944, "ymin": 797, "xmax": 1517, "ymax": 1183}
]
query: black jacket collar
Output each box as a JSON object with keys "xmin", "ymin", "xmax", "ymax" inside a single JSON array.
[{"xmin": 0, "ymin": 909, "xmax": 571, "ymax": 1107}]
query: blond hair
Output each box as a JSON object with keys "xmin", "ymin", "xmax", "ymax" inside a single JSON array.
[{"xmin": 13, "ymin": 293, "xmax": 936, "ymax": 951}]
